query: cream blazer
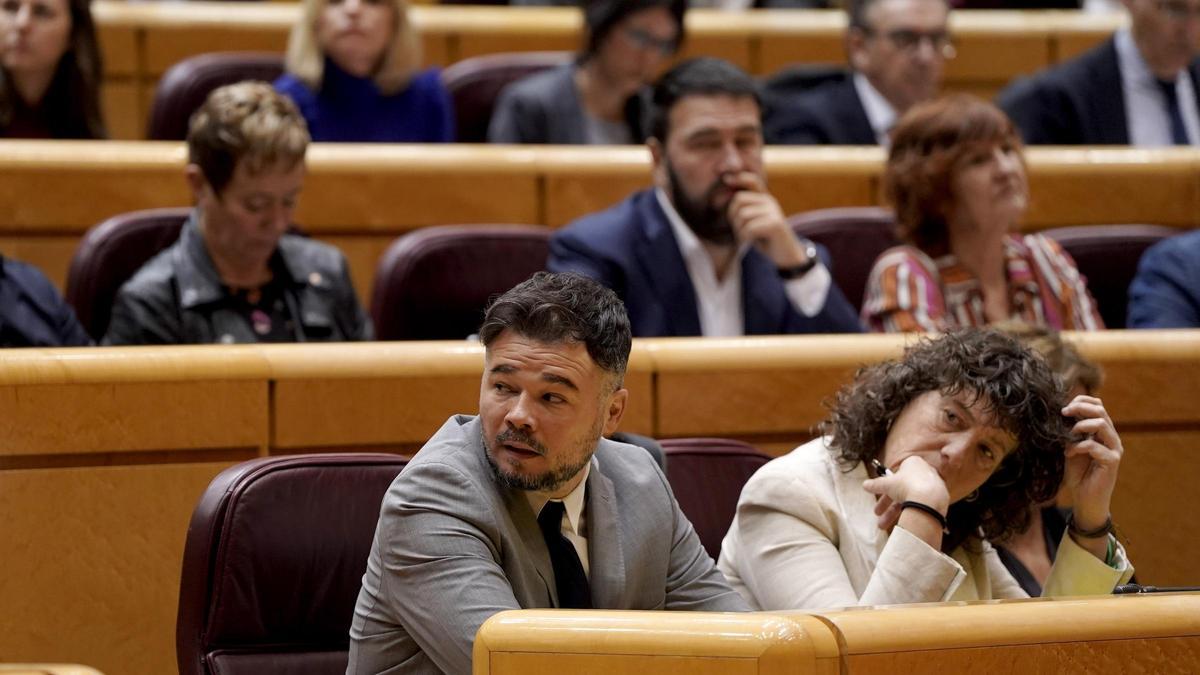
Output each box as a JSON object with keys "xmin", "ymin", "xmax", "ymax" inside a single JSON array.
[{"xmin": 717, "ymin": 438, "xmax": 1133, "ymax": 611}]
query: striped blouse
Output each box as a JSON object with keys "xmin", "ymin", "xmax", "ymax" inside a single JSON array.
[{"xmin": 862, "ymin": 233, "xmax": 1104, "ymax": 333}]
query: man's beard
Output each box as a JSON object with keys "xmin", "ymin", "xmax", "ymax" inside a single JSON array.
[
  {"xmin": 667, "ymin": 161, "xmax": 737, "ymax": 246},
  {"xmin": 483, "ymin": 422, "xmax": 600, "ymax": 493}
]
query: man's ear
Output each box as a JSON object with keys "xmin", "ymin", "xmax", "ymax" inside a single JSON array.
[
  {"xmin": 185, "ymin": 164, "xmax": 209, "ymax": 204},
  {"xmin": 648, "ymin": 138, "xmax": 669, "ymax": 191},
  {"xmin": 602, "ymin": 387, "xmax": 629, "ymax": 437},
  {"xmin": 846, "ymin": 28, "xmax": 870, "ymax": 71}
]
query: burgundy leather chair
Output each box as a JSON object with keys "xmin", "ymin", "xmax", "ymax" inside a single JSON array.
[
  {"xmin": 789, "ymin": 207, "xmax": 900, "ymax": 313},
  {"xmin": 65, "ymin": 207, "xmax": 191, "ymax": 341},
  {"xmin": 1042, "ymin": 224, "xmax": 1180, "ymax": 329},
  {"xmin": 370, "ymin": 224, "xmax": 551, "ymax": 340},
  {"xmin": 148, "ymin": 52, "xmax": 285, "ymax": 140},
  {"xmin": 177, "ymin": 453, "xmax": 408, "ymax": 675},
  {"xmin": 660, "ymin": 438, "xmax": 771, "ymax": 560},
  {"xmin": 440, "ymin": 51, "xmax": 571, "ymax": 142}
]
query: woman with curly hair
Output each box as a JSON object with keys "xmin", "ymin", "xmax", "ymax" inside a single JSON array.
[
  {"xmin": 861, "ymin": 95, "xmax": 1101, "ymax": 332},
  {"xmin": 717, "ymin": 329, "xmax": 1132, "ymax": 610}
]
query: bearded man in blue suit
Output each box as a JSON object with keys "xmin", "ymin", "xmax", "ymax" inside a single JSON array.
[{"xmin": 548, "ymin": 57, "xmax": 862, "ymax": 337}]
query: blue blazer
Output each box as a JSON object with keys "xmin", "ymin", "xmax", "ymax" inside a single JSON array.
[
  {"xmin": 547, "ymin": 189, "xmax": 863, "ymax": 337},
  {"xmin": 1128, "ymin": 229, "xmax": 1200, "ymax": 328}
]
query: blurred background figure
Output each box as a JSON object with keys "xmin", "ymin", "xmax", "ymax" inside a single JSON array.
[
  {"xmin": 765, "ymin": 0, "xmax": 952, "ymax": 145},
  {"xmin": 488, "ymin": 0, "xmax": 685, "ymax": 144},
  {"xmin": 105, "ymin": 82, "xmax": 371, "ymax": 345},
  {"xmin": 0, "ymin": 0, "xmax": 104, "ymax": 138},
  {"xmin": 862, "ymin": 95, "xmax": 1103, "ymax": 332},
  {"xmin": 275, "ymin": 0, "xmax": 453, "ymax": 142}
]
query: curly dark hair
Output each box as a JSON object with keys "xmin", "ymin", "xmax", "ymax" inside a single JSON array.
[{"xmin": 820, "ymin": 328, "xmax": 1070, "ymax": 552}]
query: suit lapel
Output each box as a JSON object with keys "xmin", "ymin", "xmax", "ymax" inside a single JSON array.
[
  {"xmin": 633, "ymin": 193, "xmax": 702, "ymax": 336},
  {"xmin": 503, "ymin": 478, "xmax": 559, "ymax": 606},
  {"xmin": 837, "ymin": 78, "xmax": 879, "ymax": 145},
  {"xmin": 1094, "ymin": 39, "xmax": 1130, "ymax": 144},
  {"xmin": 584, "ymin": 464, "xmax": 626, "ymax": 609}
]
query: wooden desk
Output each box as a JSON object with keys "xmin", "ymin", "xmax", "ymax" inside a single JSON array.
[{"xmin": 0, "ymin": 142, "xmax": 1195, "ymax": 307}]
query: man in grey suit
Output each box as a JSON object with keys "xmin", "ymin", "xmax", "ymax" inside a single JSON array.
[{"xmin": 347, "ymin": 272, "xmax": 749, "ymax": 675}]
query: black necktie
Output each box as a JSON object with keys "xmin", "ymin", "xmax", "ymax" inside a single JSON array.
[
  {"xmin": 537, "ymin": 501, "xmax": 592, "ymax": 609},
  {"xmin": 1156, "ymin": 78, "xmax": 1191, "ymax": 145}
]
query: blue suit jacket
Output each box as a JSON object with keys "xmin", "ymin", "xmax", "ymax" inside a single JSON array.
[
  {"xmin": 547, "ymin": 189, "xmax": 863, "ymax": 336},
  {"xmin": 765, "ymin": 74, "xmax": 877, "ymax": 146},
  {"xmin": 998, "ymin": 38, "xmax": 1200, "ymax": 145},
  {"xmin": 1128, "ymin": 229, "xmax": 1200, "ymax": 328}
]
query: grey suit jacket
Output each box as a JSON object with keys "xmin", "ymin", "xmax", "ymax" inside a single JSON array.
[{"xmin": 347, "ymin": 415, "xmax": 748, "ymax": 675}]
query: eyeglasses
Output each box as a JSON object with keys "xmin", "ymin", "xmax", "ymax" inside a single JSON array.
[
  {"xmin": 622, "ymin": 26, "xmax": 678, "ymax": 57},
  {"xmin": 863, "ymin": 28, "xmax": 957, "ymax": 58},
  {"xmin": 1156, "ymin": 0, "xmax": 1200, "ymax": 20}
]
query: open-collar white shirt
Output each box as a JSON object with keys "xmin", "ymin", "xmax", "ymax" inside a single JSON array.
[
  {"xmin": 853, "ymin": 73, "xmax": 899, "ymax": 147},
  {"xmin": 655, "ymin": 188, "xmax": 833, "ymax": 336},
  {"xmin": 1116, "ymin": 27, "xmax": 1200, "ymax": 146}
]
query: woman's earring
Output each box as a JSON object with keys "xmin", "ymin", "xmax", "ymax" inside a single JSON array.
[{"xmin": 965, "ymin": 489, "xmax": 979, "ymax": 502}]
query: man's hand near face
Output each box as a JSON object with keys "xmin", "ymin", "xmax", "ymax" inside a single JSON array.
[{"xmin": 724, "ymin": 171, "xmax": 814, "ymax": 270}]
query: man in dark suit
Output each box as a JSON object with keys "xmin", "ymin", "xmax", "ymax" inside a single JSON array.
[
  {"xmin": 764, "ymin": 0, "xmax": 953, "ymax": 145},
  {"xmin": 548, "ymin": 58, "xmax": 862, "ymax": 337},
  {"xmin": 998, "ymin": 0, "xmax": 1200, "ymax": 145}
]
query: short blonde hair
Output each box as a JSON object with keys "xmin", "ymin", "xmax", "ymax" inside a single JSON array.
[
  {"xmin": 187, "ymin": 82, "xmax": 310, "ymax": 195},
  {"xmin": 284, "ymin": 0, "xmax": 421, "ymax": 96}
]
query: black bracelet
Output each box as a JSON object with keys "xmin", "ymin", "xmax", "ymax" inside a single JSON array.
[
  {"xmin": 1067, "ymin": 513, "xmax": 1113, "ymax": 539},
  {"xmin": 899, "ymin": 501, "xmax": 950, "ymax": 534}
]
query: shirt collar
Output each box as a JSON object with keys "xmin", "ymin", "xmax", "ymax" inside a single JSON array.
[
  {"xmin": 525, "ymin": 459, "xmax": 592, "ymax": 537},
  {"xmin": 1115, "ymin": 27, "xmax": 1187, "ymax": 87},
  {"xmin": 852, "ymin": 72, "xmax": 898, "ymax": 146}
]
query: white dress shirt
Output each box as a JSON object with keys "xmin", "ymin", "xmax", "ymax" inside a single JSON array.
[
  {"xmin": 655, "ymin": 189, "xmax": 833, "ymax": 336},
  {"xmin": 852, "ymin": 73, "xmax": 899, "ymax": 147},
  {"xmin": 1115, "ymin": 28, "xmax": 1200, "ymax": 146},
  {"xmin": 526, "ymin": 461, "xmax": 591, "ymax": 577}
]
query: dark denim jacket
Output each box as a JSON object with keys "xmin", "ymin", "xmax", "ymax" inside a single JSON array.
[
  {"xmin": 103, "ymin": 214, "xmax": 371, "ymax": 345},
  {"xmin": 0, "ymin": 256, "xmax": 91, "ymax": 347}
]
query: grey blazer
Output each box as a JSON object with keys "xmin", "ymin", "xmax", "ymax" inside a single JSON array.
[
  {"xmin": 347, "ymin": 415, "xmax": 747, "ymax": 675},
  {"xmin": 487, "ymin": 64, "xmax": 647, "ymax": 145}
]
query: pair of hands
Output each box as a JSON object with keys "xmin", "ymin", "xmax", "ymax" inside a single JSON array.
[
  {"xmin": 862, "ymin": 395, "xmax": 1123, "ymax": 537},
  {"xmin": 723, "ymin": 171, "xmax": 813, "ymax": 270}
]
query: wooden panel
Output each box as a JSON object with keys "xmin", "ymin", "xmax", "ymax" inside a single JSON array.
[
  {"xmin": 846, "ymin": 637, "xmax": 1200, "ymax": 674},
  {"xmin": 95, "ymin": 22, "xmax": 136, "ymax": 77},
  {"xmin": 314, "ymin": 234, "xmax": 396, "ymax": 309},
  {"xmin": 101, "ymin": 80, "xmax": 141, "ymax": 141},
  {"xmin": 1111, "ymin": 431, "xmax": 1200, "ymax": 587},
  {"xmin": 944, "ymin": 12, "xmax": 1052, "ymax": 86},
  {"xmin": 1048, "ymin": 12, "xmax": 1122, "ymax": 63},
  {"xmin": 0, "ymin": 380, "xmax": 267, "ymax": 457},
  {"xmin": 0, "ymin": 237, "xmax": 82, "ymax": 292},
  {"xmin": 1024, "ymin": 149, "xmax": 1200, "ymax": 228},
  {"xmin": 0, "ymin": 461, "xmax": 234, "ymax": 675},
  {"xmin": 755, "ymin": 11, "xmax": 847, "ymax": 73}
]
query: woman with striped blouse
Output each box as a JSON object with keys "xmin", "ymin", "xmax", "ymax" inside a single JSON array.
[{"xmin": 862, "ymin": 95, "xmax": 1102, "ymax": 333}]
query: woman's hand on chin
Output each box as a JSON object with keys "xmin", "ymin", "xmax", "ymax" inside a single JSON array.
[{"xmin": 863, "ymin": 456, "xmax": 950, "ymax": 533}]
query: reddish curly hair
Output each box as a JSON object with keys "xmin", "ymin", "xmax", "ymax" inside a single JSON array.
[{"xmin": 884, "ymin": 95, "xmax": 1024, "ymax": 256}]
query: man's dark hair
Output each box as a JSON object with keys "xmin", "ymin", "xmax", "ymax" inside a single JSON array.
[
  {"xmin": 479, "ymin": 272, "xmax": 632, "ymax": 385},
  {"xmin": 581, "ymin": 0, "xmax": 687, "ymax": 62},
  {"xmin": 821, "ymin": 328, "xmax": 1070, "ymax": 553},
  {"xmin": 846, "ymin": 0, "xmax": 880, "ymax": 30},
  {"xmin": 648, "ymin": 57, "xmax": 761, "ymax": 143}
]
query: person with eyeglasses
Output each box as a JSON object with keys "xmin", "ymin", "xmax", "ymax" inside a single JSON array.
[
  {"xmin": 764, "ymin": 0, "xmax": 953, "ymax": 146},
  {"xmin": 999, "ymin": 0, "xmax": 1200, "ymax": 146},
  {"xmin": 489, "ymin": 0, "xmax": 685, "ymax": 145}
]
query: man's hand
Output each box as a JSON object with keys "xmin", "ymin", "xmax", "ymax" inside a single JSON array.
[{"xmin": 725, "ymin": 171, "xmax": 811, "ymax": 269}]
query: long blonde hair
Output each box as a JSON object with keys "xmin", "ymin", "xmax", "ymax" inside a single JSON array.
[{"xmin": 284, "ymin": 0, "xmax": 422, "ymax": 96}]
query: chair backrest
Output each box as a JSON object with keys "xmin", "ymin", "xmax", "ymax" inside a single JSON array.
[
  {"xmin": 370, "ymin": 224, "xmax": 552, "ymax": 340},
  {"xmin": 440, "ymin": 51, "xmax": 572, "ymax": 143},
  {"xmin": 148, "ymin": 52, "xmax": 285, "ymax": 140},
  {"xmin": 176, "ymin": 453, "xmax": 408, "ymax": 675},
  {"xmin": 65, "ymin": 207, "xmax": 191, "ymax": 340},
  {"xmin": 1041, "ymin": 224, "xmax": 1180, "ymax": 329},
  {"xmin": 660, "ymin": 438, "xmax": 771, "ymax": 560},
  {"xmin": 789, "ymin": 207, "xmax": 900, "ymax": 313}
]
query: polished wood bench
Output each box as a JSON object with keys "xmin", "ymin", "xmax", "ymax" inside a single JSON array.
[
  {"xmin": 474, "ymin": 593, "xmax": 1200, "ymax": 674},
  {"xmin": 91, "ymin": 3, "xmax": 1126, "ymax": 139},
  {"xmin": 1, "ymin": 141, "xmax": 1195, "ymax": 307}
]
